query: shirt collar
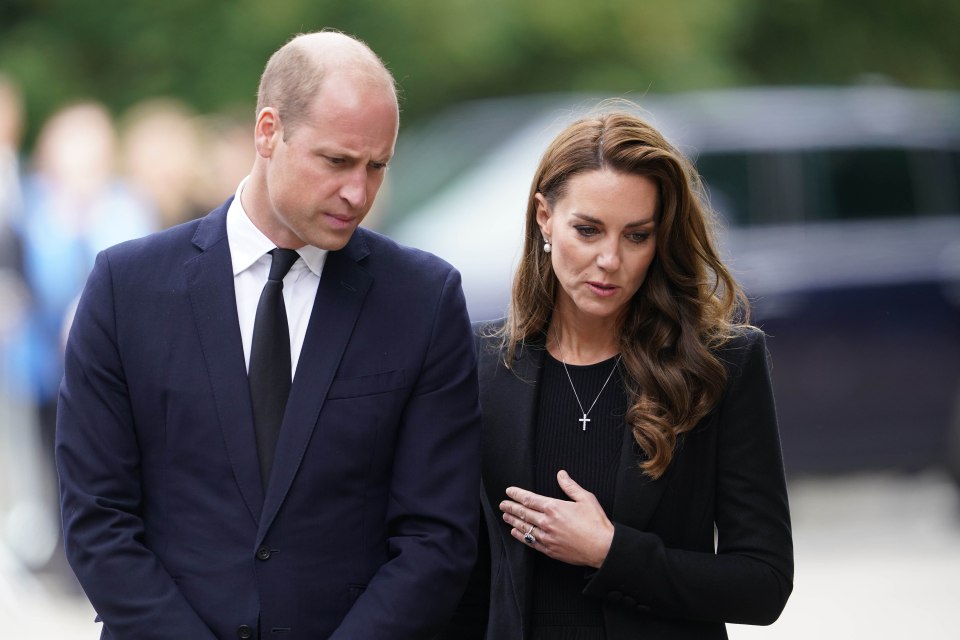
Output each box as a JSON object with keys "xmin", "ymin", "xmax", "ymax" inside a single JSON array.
[{"xmin": 226, "ymin": 177, "xmax": 328, "ymax": 277}]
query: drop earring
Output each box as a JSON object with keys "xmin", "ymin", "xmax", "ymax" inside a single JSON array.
[{"xmin": 543, "ymin": 238, "xmax": 552, "ymax": 254}]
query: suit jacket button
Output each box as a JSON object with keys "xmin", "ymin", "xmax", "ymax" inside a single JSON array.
[
  {"xmin": 256, "ymin": 545, "xmax": 271, "ymax": 561},
  {"xmin": 237, "ymin": 624, "xmax": 254, "ymax": 639}
]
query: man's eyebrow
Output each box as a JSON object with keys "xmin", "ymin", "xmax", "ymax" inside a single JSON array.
[{"xmin": 314, "ymin": 146, "xmax": 392, "ymax": 164}]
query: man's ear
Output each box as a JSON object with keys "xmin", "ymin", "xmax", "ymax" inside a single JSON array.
[{"xmin": 254, "ymin": 107, "xmax": 281, "ymax": 158}]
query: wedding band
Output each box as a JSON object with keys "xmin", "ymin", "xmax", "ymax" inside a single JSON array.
[{"xmin": 523, "ymin": 524, "xmax": 537, "ymax": 545}]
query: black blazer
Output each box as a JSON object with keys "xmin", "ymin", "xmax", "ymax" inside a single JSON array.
[{"xmin": 450, "ymin": 325, "xmax": 793, "ymax": 639}]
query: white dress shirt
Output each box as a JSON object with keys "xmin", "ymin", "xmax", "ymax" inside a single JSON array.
[{"xmin": 226, "ymin": 178, "xmax": 326, "ymax": 379}]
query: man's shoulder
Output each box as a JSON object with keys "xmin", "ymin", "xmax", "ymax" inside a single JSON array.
[
  {"xmin": 354, "ymin": 226, "xmax": 457, "ymax": 278},
  {"xmin": 104, "ymin": 205, "xmax": 225, "ymax": 265}
]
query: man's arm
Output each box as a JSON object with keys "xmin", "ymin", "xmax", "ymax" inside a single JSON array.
[
  {"xmin": 329, "ymin": 267, "xmax": 483, "ymax": 639},
  {"xmin": 56, "ymin": 252, "xmax": 218, "ymax": 639}
]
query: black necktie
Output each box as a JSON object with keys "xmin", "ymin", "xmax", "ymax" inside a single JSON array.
[{"xmin": 249, "ymin": 248, "xmax": 299, "ymax": 490}]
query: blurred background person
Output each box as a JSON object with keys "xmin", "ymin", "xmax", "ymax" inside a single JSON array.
[
  {"xmin": 0, "ymin": 73, "xmax": 26, "ymax": 342},
  {"xmin": 12, "ymin": 102, "xmax": 157, "ymax": 575},
  {"xmin": 194, "ymin": 111, "xmax": 255, "ymax": 217},
  {"xmin": 0, "ymin": 71, "xmax": 48, "ymax": 572},
  {"xmin": 0, "ymin": 73, "xmax": 25, "ymax": 271},
  {"xmin": 119, "ymin": 100, "xmax": 254, "ymax": 231},
  {"xmin": 119, "ymin": 97, "xmax": 209, "ymax": 229}
]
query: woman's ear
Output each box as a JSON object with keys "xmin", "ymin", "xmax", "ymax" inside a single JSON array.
[
  {"xmin": 254, "ymin": 107, "xmax": 281, "ymax": 158},
  {"xmin": 534, "ymin": 192, "xmax": 552, "ymax": 238}
]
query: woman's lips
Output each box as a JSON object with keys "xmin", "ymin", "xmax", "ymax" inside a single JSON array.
[{"xmin": 587, "ymin": 281, "xmax": 619, "ymax": 297}]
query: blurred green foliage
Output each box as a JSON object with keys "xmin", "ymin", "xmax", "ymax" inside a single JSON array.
[{"xmin": 1, "ymin": 0, "xmax": 957, "ymax": 147}]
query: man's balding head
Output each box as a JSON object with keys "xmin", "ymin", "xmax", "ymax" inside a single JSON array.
[{"xmin": 256, "ymin": 30, "xmax": 397, "ymax": 138}]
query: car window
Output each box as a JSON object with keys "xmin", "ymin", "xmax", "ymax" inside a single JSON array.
[
  {"xmin": 949, "ymin": 150, "xmax": 960, "ymax": 210},
  {"xmin": 695, "ymin": 152, "xmax": 750, "ymax": 226},
  {"xmin": 804, "ymin": 148, "xmax": 916, "ymax": 220},
  {"xmin": 696, "ymin": 151, "xmax": 804, "ymax": 226},
  {"xmin": 697, "ymin": 147, "xmax": 959, "ymax": 226}
]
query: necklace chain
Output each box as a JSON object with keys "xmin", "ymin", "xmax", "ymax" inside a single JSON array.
[{"xmin": 553, "ymin": 332, "xmax": 622, "ymax": 431}]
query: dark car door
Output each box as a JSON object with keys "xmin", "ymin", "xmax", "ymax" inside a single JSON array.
[{"xmin": 698, "ymin": 147, "xmax": 960, "ymax": 476}]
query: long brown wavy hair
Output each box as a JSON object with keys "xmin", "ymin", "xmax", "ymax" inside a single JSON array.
[{"xmin": 499, "ymin": 108, "xmax": 749, "ymax": 479}]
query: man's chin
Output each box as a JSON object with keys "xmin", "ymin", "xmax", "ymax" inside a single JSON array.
[{"xmin": 308, "ymin": 226, "xmax": 358, "ymax": 251}]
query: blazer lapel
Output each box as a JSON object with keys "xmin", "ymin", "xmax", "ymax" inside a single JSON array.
[
  {"xmin": 480, "ymin": 338, "xmax": 543, "ymax": 628},
  {"xmin": 482, "ymin": 333, "xmax": 672, "ymax": 628},
  {"xmin": 611, "ymin": 423, "xmax": 669, "ymax": 530},
  {"xmin": 481, "ymin": 341, "xmax": 541, "ymax": 501},
  {"xmin": 186, "ymin": 204, "xmax": 264, "ymax": 525},
  {"xmin": 257, "ymin": 232, "xmax": 372, "ymax": 542}
]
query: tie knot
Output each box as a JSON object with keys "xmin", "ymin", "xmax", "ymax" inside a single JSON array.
[{"xmin": 267, "ymin": 248, "xmax": 299, "ymax": 281}]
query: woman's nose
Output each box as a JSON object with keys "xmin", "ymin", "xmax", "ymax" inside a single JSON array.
[{"xmin": 596, "ymin": 240, "xmax": 621, "ymax": 271}]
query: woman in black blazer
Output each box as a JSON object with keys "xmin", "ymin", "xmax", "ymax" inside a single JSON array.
[{"xmin": 447, "ymin": 110, "xmax": 793, "ymax": 639}]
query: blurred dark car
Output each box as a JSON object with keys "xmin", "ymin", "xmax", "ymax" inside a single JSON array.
[{"xmin": 375, "ymin": 86, "xmax": 960, "ymax": 479}]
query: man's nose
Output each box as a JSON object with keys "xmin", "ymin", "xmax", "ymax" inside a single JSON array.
[{"xmin": 339, "ymin": 167, "xmax": 367, "ymax": 209}]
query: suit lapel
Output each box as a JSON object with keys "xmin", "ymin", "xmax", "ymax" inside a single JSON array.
[
  {"xmin": 257, "ymin": 232, "xmax": 372, "ymax": 542},
  {"xmin": 186, "ymin": 204, "xmax": 264, "ymax": 525}
]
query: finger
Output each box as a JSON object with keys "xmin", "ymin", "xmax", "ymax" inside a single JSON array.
[
  {"xmin": 556, "ymin": 469, "xmax": 595, "ymax": 503},
  {"xmin": 510, "ymin": 524, "xmax": 541, "ymax": 548},
  {"xmin": 499, "ymin": 500, "xmax": 527, "ymax": 522},
  {"xmin": 501, "ymin": 505, "xmax": 538, "ymax": 531},
  {"xmin": 509, "ymin": 527, "xmax": 530, "ymax": 545},
  {"xmin": 501, "ymin": 510, "xmax": 524, "ymax": 530},
  {"xmin": 505, "ymin": 486, "xmax": 546, "ymax": 510}
]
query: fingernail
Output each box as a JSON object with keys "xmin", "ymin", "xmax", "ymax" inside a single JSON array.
[{"xmin": 558, "ymin": 470, "xmax": 568, "ymax": 480}]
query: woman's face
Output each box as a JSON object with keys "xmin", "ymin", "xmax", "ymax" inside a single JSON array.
[{"xmin": 536, "ymin": 168, "xmax": 658, "ymax": 324}]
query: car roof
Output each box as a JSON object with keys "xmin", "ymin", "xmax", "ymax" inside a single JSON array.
[
  {"xmin": 375, "ymin": 86, "xmax": 960, "ymax": 320},
  {"xmin": 636, "ymin": 85, "xmax": 960, "ymax": 151},
  {"xmin": 379, "ymin": 85, "xmax": 960, "ymax": 225}
]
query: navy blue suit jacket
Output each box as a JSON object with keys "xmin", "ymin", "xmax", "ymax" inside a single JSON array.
[{"xmin": 56, "ymin": 199, "xmax": 482, "ymax": 639}]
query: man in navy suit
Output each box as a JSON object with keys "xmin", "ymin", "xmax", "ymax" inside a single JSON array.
[{"xmin": 56, "ymin": 30, "xmax": 482, "ymax": 639}]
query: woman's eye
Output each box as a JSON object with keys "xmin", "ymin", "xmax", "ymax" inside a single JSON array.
[
  {"xmin": 627, "ymin": 232, "xmax": 651, "ymax": 243},
  {"xmin": 574, "ymin": 225, "xmax": 598, "ymax": 237}
]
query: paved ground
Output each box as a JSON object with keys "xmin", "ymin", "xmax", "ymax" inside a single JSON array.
[
  {"xmin": 730, "ymin": 471, "xmax": 960, "ymax": 639},
  {"xmin": 2, "ymin": 471, "xmax": 958, "ymax": 639},
  {"xmin": 0, "ymin": 543, "xmax": 96, "ymax": 640}
]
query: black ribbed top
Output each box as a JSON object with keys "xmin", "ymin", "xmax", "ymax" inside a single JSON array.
[{"xmin": 531, "ymin": 352, "xmax": 627, "ymax": 640}]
